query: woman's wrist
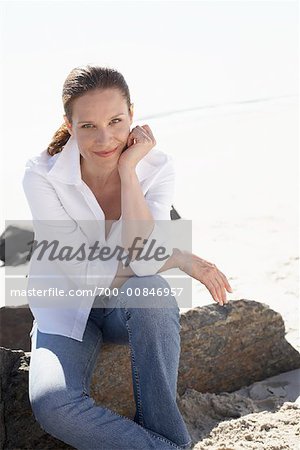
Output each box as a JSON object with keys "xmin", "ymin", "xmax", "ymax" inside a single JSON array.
[
  {"xmin": 118, "ymin": 165, "xmax": 136, "ymax": 181},
  {"xmin": 174, "ymin": 248, "xmax": 193, "ymax": 272},
  {"xmin": 172, "ymin": 248, "xmax": 188, "ymax": 271}
]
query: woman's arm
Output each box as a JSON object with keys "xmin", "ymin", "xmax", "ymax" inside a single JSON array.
[
  {"xmin": 115, "ymin": 169, "xmax": 233, "ymax": 306},
  {"xmin": 118, "ymin": 124, "xmax": 173, "ymax": 268},
  {"xmin": 115, "ymin": 124, "xmax": 233, "ymax": 305},
  {"xmin": 118, "ymin": 153, "xmax": 176, "ymax": 276},
  {"xmin": 157, "ymin": 248, "xmax": 233, "ymax": 306},
  {"xmin": 110, "ymin": 158, "xmax": 175, "ymax": 287},
  {"xmin": 110, "ymin": 171, "xmax": 233, "ymax": 306},
  {"xmin": 119, "ymin": 168, "xmax": 155, "ymax": 260},
  {"xmin": 111, "ymin": 245, "xmax": 233, "ymax": 306}
]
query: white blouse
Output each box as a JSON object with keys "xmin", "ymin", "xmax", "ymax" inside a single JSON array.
[{"xmin": 22, "ymin": 135, "xmax": 175, "ymax": 341}]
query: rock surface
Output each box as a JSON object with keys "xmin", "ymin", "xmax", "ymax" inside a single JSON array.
[
  {"xmin": 0, "ymin": 225, "xmax": 34, "ymax": 266},
  {"xmin": 1, "ymin": 300, "xmax": 300, "ymax": 449},
  {"xmin": 177, "ymin": 299, "xmax": 300, "ymax": 394},
  {"xmin": 0, "ymin": 306, "xmax": 33, "ymax": 351},
  {"xmin": 0, "ymin": 348, "xmax": 70, "ymax": 449}
]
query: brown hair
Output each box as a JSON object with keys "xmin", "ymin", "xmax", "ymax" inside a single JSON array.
[{"xmin": 47, "ymin": 65, "xmax": 132, "ymax": 156}]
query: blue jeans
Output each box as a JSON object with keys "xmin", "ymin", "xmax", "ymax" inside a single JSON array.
[{"xmin": 29, "ymin": 274, "xmax": 192, "ymax": 449}]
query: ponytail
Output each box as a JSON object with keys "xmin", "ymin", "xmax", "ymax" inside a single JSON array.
[{"xmin": 47, "ymin": 123, "xmax": 71, "ymax": 156}]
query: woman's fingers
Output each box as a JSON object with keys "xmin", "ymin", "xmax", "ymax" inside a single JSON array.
[
  {"xmin": 127, "ymin": 133, "xmax": 134, "ymax": 147},
  {"xmin": 207, "ymin": 265, "xmax": 224, "ymax": 304},
  {"xmin": 131, "ymin": 124, "xmax": 156, "ymax": 143},
  {"xmin": 219, "ymin": 270, "xmax": 233, "ymax": 293},
  {"xmin": 179, "ymin": 253, "xmax": 233, "ymax": 306},
  {"xmin": 215, "ymin": 275, "xmax": 228, "ymax": 304},
  {"xmin": 206, "ymin": 280, "xmax": 222, "ymax": 305},
  {"xmin": 208, "ymin": 264, "xmax": 233, "ymax": 304},
  {"xmin": 204, "ymin": 267, "xmax": 231, "ymax": 306},
  {"xmin": 130, "ymin": 126, "xmax": 152, "ymax": 144},
  {"xmin": 141, "ymin": 124, "xmax": 156, "ymax": 144}
]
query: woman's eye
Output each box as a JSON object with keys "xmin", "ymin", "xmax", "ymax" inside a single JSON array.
[{"xmin": 81, "ymin": 119, "xmax": 121, "ymax": 128}]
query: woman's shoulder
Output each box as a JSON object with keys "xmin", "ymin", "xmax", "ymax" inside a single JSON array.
[
  {"xmin": 145, "ymin": 146, "xmax": 173, "ymax": 165},
  {"xmin": 135, "ymin": 146, "xmax": 175, "ymax": 183},
  {"xmin": 24, "ymin": 148, "xmax": 60, "ymax": 176},
  {"xmin": 136, "ymin": 146, "xmax": 174, "ymax": 183},
  {"xmin": 141, "ymin": 146, "xmax": 174, "ymax": 174}
]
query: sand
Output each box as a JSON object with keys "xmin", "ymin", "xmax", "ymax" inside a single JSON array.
[
  {"xmin": 192, "ymin": 401, "xmax": 299, "ymax": 449},
  {"xmin": 178, "ymin": 368, "xmax": 300, "ymax": 449}
]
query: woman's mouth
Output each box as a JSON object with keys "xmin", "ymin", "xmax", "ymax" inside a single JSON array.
[{"xmin": 93, "ymin": 146, "xmax": 118, "ymax": 157}]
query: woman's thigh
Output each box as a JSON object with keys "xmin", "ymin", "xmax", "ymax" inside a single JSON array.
[
  {"xmin": 101, "ymin": 274, "xmax": 180, "ymax": 344},
  {"xmin": 101, "ymin": 292, "xmax": 130, "ymax": 345}
]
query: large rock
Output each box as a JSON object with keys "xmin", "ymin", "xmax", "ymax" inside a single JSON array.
[
  {"xmin": 0, "ymin": 348, "xmax": 70, "ymax": 449},
  {"xmin": 177, "ymin": 299, "xmax": 300, "ymax": 394},
  {"xmin": 0, "ymin": 306, "xmax": 33, "ymax": 351},
  {"xmin": 1, "ymin": 300, "xmax": 300, "ymax": 449},
  {"xmin": 0, "ymin": 225, "xmax": 34, "ymax": 266}
]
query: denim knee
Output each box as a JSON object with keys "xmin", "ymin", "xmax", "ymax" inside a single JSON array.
[
  {"xmin": 121, "ymin": 274, "xmax": 179, "ymax": 311},
  {"xmin": 120, "ymin": 274, "xmax": 180, "ymax": 322},
  {"xmin": 30, "ymin": 392, "xmax": 59, "ymax": 432},
  {"xmin": 30, "ymin": 388, "xmax": 82, "ymax": 434}
]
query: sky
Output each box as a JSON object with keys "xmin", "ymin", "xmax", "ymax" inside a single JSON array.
[{"xmin": 0, "ymin": 0, "xmax": 298, "ymax": 224}]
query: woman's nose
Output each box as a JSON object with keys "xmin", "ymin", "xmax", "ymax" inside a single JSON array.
[{"xmin": 94, "ymin": 129, "xmax": 112, "ymax": 146}]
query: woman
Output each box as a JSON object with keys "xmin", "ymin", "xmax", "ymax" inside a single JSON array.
[{"xmin": 23, "ymin": 65, "xmax": 233, "ymax": 450}]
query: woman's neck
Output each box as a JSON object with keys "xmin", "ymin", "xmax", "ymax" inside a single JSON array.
[{"xmin": 80, "ymin": 155, "xmax": 120, "ymax": 190}]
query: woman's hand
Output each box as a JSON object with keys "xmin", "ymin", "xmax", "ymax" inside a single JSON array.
[
  {"xmin": 118, "ymin": 124, "xmax": 156, "ymax": 174},
  {"xmin": 177, "ymin": 250, "xmax": 233, "ymax": 306}
]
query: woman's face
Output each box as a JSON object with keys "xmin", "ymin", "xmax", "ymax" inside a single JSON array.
[{"xmin": 64, "ymin": 88, "xmax": 133, "ymax": 162}]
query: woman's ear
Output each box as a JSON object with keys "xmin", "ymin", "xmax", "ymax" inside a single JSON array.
[{"xmin": 129, "ymin": 103, "xmax": 134, "ymax": 122}]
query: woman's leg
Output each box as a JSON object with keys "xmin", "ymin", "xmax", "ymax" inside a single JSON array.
[
  {"xmin": 28, "ymin": 297, "xmax": 189, "ymax": 449},
  {"xmin": 102, "ymin": 274, "xmax": 192, "ymax": 449}
]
